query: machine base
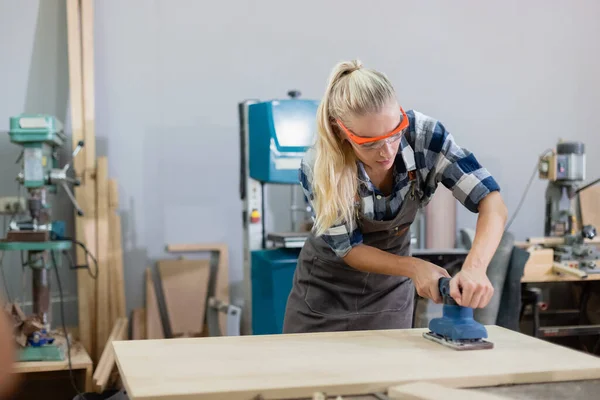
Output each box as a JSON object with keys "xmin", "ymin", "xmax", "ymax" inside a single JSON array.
[
  {"xmin": 422, "ymin": 331, "xmax": 494, "ymax": 351},
  {"xmin": 18, "ymin": 344, "xmax": 64, "ymax": 362}
]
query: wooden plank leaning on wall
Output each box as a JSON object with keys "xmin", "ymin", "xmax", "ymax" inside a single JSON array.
[
  {"xmin": 80, "ymin": 0, "xmax": 100, "ymax": 362},
  {"xmin": 67, "ymin": 0, "xmax": 129, "ymax": 372},
  {"xmin": 66, "ymin": 0, "xmax": 96, "ymax": 359},
  {"xmin": 96, "ymin": 157, "xmax": 110, "ymax": 361},
  {"xmin": 165, "ymin": 243, "xmax": 229, "ymax": 335}
]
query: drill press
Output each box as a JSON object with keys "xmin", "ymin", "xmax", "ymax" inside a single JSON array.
[
  {"xmin": 538, "ymin": 140, "xmax": 600, "ymax": 274},
  {"xmin": 0, "ymin": 114, "xmax": 84, "ymax": 361}
]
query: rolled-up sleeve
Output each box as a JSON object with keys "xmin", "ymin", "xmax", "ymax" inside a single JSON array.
[{"xmin": 425, "ymin": 120, "xmax": 500, "ymax": 213}]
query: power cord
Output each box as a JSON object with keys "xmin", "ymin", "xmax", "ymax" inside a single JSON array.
[
  {"xmin": 51, "ymin": 250, "xmax": 88, "ymax": 400},
  {"xmin": 50, "ymin": 232, "xmax": 98, "ymax": 280},
  {"xmin": 505, "ymin": 148, "xmax": 553, "ymax": 231}
]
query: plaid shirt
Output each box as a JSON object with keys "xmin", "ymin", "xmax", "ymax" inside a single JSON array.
[{"xmin": 299, "ymin": 109, "xmax": 500, "ymax": 258}]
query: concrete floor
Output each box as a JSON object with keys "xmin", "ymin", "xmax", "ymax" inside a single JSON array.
[{"xmin": 477, "ymin": 379, "xmax": 600, "ymax": 399}]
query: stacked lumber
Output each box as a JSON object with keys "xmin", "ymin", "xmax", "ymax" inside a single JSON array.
[
  {"xmin": 66, "ymin": 0, "xmax": 127, "ymax": 368},
  {"xmin": 131, "ymin": 244, "xmax": 229, "ymax": 340}
]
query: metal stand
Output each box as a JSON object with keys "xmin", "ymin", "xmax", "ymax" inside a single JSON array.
[
  {"xmin": 521, "ymin": 284, "xmax": 600, "ymax": 349},
  {"xmin": 207, "ymin": 297, "xmax": 242, "ymax": 337},
  {"xmin": 0, "ymin": 240, "xmax": 71, "ymax": 361}
]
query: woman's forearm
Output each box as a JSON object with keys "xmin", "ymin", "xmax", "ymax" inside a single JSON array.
[
  {"xmin": 342, "ymin": 244, "xmax": 416, "ymax": 278},
  {"xmin": 463, "ymin": 191, "xmax": 508, "ymax": 271},
  {"xmin": 342, "ymin": 243, "xmax": 451, "ymax": 303}
]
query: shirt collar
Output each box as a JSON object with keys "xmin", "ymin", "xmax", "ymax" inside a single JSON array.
[{"xmin": 399, "ymin": 134, "xmax": 416, "ymax": 171}]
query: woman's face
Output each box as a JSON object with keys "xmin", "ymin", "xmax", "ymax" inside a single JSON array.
[{"xmin": 342, "ymin": 101, "xmax": 403, "ymax": 173}]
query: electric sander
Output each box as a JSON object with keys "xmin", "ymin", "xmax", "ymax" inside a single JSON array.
[{"xmin": 422, "ymin": 277, "xmax": 494, "ymax": 350}]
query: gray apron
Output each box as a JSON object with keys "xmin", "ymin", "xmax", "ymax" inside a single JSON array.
[{"xmin": 283, "ymin": 175, "xmax": 421, "ymax": 333}]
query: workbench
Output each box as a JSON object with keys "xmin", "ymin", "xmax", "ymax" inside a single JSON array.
[
  {"xmin": 518, "ymin": 244, "xmax": 600, "ymax": 344},
  {"xmin": 12, "ymin": 340, "xmax": 93, "ymax": 399},
  {"xmin": 112, "ymin": 325, "xmax": 600, "ymax": 400}
]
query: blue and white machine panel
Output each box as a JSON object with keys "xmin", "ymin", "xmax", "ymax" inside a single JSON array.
[{"xmin": 248, "ymin": 99, "xmax": 318, "ymax": 184}]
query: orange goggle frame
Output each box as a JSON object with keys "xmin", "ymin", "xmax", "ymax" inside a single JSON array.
[{"xmin": 336, "ymin": 106, "xmax": 409, "ymax": 145}]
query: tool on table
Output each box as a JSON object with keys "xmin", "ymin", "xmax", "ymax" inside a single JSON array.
[
  {"xmin": 1, "ymin": 114, "xmax": 85, "ymax": 361},
  {"xmin": 538, "ymin": 140, "xmax": 600, "ymax": 275},
  {"xmin": 423, "ymin": 277, "xmax": 494, "ymax": 350},
  {"xmin": 239, "ymin": 90, "xmax": 317, "ymax": 335}
]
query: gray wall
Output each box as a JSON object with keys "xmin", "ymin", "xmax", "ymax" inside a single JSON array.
[{"xmin": 1, "ymin": 0, "xmax": 600, "ymax": 323}]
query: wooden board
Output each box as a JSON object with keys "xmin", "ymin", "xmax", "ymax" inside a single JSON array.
[
  {"xmin": 96, "ymin": 156, "xmax": 111, "ymax": 361},
  {"xmin": 131, "ymin": 309, "xmax": 146, "ymax": 340},
  {"xmin": 93, "ymin": 317, "xmax": 128, "ymax": 392},
  {"xmin": 165, "ymin": 243, "xmax": 229, "ymax": 335},
  {"xmin": 145, "ymin": 268, "xmax": 164, "ymax": 339},
  {"xmin": 520, "ymin": 248, "xmax": 600, "ymax": 282},
  {"xmin": 81, "ymin": 0, "xmax": 96, "ymax": 170},
  {"xmin": 66, "ymin": 0, "xmax": 95, "ymax": 358},
  {"xmin": 112, "ymin": 326, "xmax": 600, "ymax": 400},
  {"xmin": 108, "ymin": 179, "xmax": 126, "ymax": 325},
  {"xmin": 515, "ymin": 237, "xmax": 600, "ymax": 248},
  {"xmin": 157, "ymin": 259, "xmax": 211, "ymax": 337}
]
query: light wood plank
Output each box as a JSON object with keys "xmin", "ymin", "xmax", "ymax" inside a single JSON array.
[
  {"xmin": 145, "ymin": 268, "xmax": 164, "ymax": 339},
  {"xmin": 80, "ymin": 0, "xmax": 96, "ymax": 169},
  {"xmin": 515, "ymin": 237, "xmax": 600, "ymax": 247},
  {"xmin": 66, "ymin": 0, "xmax": 94, "ymax": 358},
  {"xmin": 108, "ymin": 179, "xmax": 126, "ymax": 324},
  {"xmin": 158, "ymin": 259, "xmax": 211, "ymax": 337},
  {"xmin": 165, "ymin": 243, "xmax": 229, "ymax": 335},
  {"xmin": 131, "ymin": 309, "xmax": 146, "ymax": 340},
  {"xmin": 93, "ymin": 318, "xmax": 126, "ymax": 383},
  {"xmin": 95, "ymin": 157, "xmax": 110, "ymax": 361},
  {"xmin": 93, "ymin": 317, "xmax": 128, "ymax": 392},
  {"xmin": 80, "ymin": 0, "xmax": 99, "ymax": 360},
  {"xmin": 113, "ymin": 326, "xmax": 600, "ymax": 400}
]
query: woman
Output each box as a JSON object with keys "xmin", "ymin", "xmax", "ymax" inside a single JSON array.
[
  {"xmin": 0, "ymin": 311, "xmax": 17, "ymax": 399},
  {"xmin": 282, "ymin": 60, "xmax": 508, "ymax": 333}
]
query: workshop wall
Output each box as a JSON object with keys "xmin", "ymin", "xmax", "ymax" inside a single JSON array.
[{"xmin": 1, "ymin": 0, "xmax": 600, "ymax": 322}]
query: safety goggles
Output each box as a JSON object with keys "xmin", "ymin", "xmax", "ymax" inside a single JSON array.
[{"xmin": 336, "ymin": 106, "xmax": 409, "ymax": 150}]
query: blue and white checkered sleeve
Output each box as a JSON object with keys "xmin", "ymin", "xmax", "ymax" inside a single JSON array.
[
  {"xmin": 423, "ymin": 120, "xmax": 500, "ymax": 213},
  {"xmin": 299, "ymin": 155, "xmax": 363, "ymax": 257}
]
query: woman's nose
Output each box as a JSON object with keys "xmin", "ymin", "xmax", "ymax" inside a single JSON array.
[{"xmin": 379, "ymin": 141, "xmax": 394, "ymax": 157}]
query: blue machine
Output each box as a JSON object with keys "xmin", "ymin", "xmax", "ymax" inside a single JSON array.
[{"xmin": 240, "ymin": 90, "xmax": 318, "ymax": 335}]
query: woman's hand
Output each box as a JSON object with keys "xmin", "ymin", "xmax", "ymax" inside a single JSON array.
[
  {"xmin": 410, "ymin": 259, "xmax": 451, "ymax": 304},
  {"xmin": 449, "ymin": 268, "xmax": 494, "ymax": 308}
]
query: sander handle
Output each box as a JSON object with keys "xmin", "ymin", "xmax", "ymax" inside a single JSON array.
[
  {"xmin": 438, "ymin": 277, "xmax": 460, "ymax": 306},
  {"xmin": 438, "ymin": 277, "xmax": 451, "ymax": 297}
]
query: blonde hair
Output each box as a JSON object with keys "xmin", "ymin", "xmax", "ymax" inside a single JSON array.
[{"xmin": 311, "ymin": 59, "xmax": 397, "ymax": 237}]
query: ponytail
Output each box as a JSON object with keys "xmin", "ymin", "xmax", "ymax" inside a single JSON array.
[{"xmin": 311, "ymin": 60, "xmax": 396, "ymax": 236}]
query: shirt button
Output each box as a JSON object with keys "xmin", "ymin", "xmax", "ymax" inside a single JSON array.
[{"xmin": 376, "ymin": 195, "xmax": 382, "ymax": 200}]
